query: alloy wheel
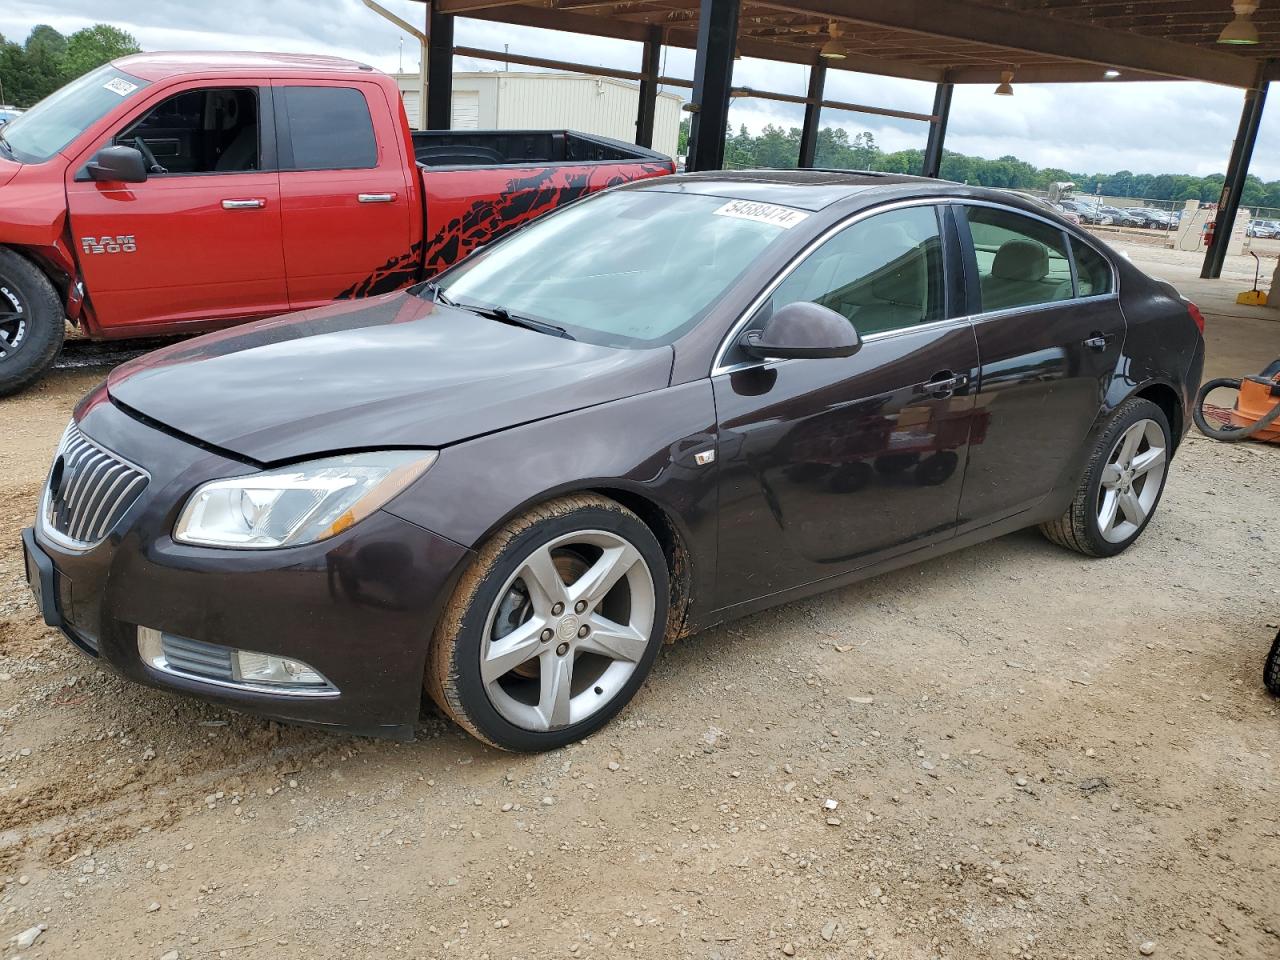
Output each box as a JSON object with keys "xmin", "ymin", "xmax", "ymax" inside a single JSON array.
[
  {"xmin": 480, "ymin": 529, "xmax": 656, "ymax": 731},
  {"xmin": 1096, "ymin": 418, "xmax": 1167, "ymax": 544}
]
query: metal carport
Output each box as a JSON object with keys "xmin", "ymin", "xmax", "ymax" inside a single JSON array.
[{"xmin": 406, "ymin": 0, "xmax": 1280, "ymax": 280}]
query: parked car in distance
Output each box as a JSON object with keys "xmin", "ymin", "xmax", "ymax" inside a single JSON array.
[
  {"xmin": 1098, "ymin": 205, "xmax": 1146, "ymax": 228},
  {"xmin": 1060, "ymin": 199, "xmax": 1113, "ymax": 226},
  {"xmin": 1247, "ymin": 219, "xmax": 1280, "ymax": 239},
  {"xmin": 0, "ymin": 52, "xmax": 674, "ymax": 395},
  {"xmin": 23, "ymin": 171, "xmax": 1206, "ymax": 750}
]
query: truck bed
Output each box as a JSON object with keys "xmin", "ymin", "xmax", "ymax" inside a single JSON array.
[{"xmin": 413, "ymin": 129, "xmax": 674, "ymax": 278}]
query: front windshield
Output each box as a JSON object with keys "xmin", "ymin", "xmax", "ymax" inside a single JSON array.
[
  {"xmin": 0, "ymin": 65, "xmax": 148, "ymax": 164},
  {"xmin": 436, "ymin": 189, "xmax": 804, "ymax": 347}
]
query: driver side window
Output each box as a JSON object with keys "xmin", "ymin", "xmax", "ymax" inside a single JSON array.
[
  {"xmin": 115, "ymin": 87, "xmax": 261, "ymax": 175},
  {"xmin": 769, "ymin": 205, "xmax": 946, "ymax": 337}
]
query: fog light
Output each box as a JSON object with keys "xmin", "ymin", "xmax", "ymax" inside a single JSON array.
[{"xmin": 234, "ymin": 651, "xmax": 329, "ymax": 687}]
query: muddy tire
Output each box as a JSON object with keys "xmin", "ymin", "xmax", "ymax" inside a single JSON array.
[
  {"xmin": 425, "ymin": 494, "xmax": 669, "ymax": 751},
  {"xmin": 1040, "ymin": 398, "xmax": 1171, "ymax": 558},
  {"xmin": 0, "ymin": 249, "xmax": 65, "ymax": 397},
  {"xmin": 1265, "ymin": 631, "xmax": 1280, "ymax": 697}
]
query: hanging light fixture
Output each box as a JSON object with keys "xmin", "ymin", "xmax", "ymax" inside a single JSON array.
[
  {"xmin": 819, "ymin": 21, "xmax": 848, "ymax": 60},
  {"xmin": 995, "ymin": 70, "xmax": 1015, "ymax": 95},
  {"xmin": 1218, "ymin": 1, "xmax": 1261, "ymax": 44}
]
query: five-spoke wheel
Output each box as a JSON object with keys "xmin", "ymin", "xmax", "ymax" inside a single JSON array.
[{"xmin": 426, "ymin": 494, "xmax": 668, "ymax": 751}]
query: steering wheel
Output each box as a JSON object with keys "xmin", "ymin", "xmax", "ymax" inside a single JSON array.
[{"xmin": 133, "ymin": 136, "xmax": 167, "ymax": 174}]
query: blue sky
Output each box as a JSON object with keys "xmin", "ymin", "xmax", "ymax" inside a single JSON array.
[{"xmin": 7, "ymin": 0, "xmax": 1279, "ymax": 180}]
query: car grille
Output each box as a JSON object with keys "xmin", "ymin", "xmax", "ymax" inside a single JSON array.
[
  {"xmin": 159, "ymin": 633, "xmax": 235, "ymax": 682},
  {"xmin": 42, "ymin": 422, "xmax": 149, "ymax": 549}
]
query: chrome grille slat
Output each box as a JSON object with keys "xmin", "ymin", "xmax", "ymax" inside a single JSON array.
[{"xmin": 41, "ymin": 422, "xmax": 149, "ymax": 550}]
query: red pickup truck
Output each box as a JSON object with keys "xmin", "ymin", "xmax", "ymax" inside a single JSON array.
[{"xmin": 0, "ymin": 52, "xmax": 674, "ymax": 394}]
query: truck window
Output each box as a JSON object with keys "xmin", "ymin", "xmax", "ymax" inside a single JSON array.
[
  {"xmin": 280, "ymin": 86, "xmax": 376, "ymax": 171},
  {"xmin": 116, "ymin": 88, "xmax": 260, "ymax": 174},
  {"xmin": 0, "ymin": 65, "xmax": 149, "ymax": 164}
]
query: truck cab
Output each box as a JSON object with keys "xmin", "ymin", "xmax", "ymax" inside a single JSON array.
[{"xmin": 0, "ymin": 52, "xmax": 672, "ymax": 395}]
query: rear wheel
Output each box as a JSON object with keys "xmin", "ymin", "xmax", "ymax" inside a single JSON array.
[
  {"xmin": 1265, "ymin": 630, "xmax": 1280, "ymax": 697},
  {"xmin": 1040, "ymin": 398, "xmax": 1171, "ymax": 557},
  {"xmin": 426, "ymin": 494, "xmax": 669, "ymax": 751},
  {"xmin": 0, "ymin": 249, "xmax": 64, "ymax": 397}
]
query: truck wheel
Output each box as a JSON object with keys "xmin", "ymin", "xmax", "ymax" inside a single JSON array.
[
  {"xmin": 426, "ymin": 494, "xmax": 669, "ymax": 751},
  {"xmin": 0, "ymin": 249, "xmax": 65, "ymax": 397}
]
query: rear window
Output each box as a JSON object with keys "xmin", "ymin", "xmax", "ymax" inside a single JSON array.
[{"xmin": 280, "ymin": 86, "xmax": 376, "ymax": 171}]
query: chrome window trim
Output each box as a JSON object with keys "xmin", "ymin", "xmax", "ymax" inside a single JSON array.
[{"xmin": 710, "ymin": 195, "xmax": 1123, "ymax": 377}]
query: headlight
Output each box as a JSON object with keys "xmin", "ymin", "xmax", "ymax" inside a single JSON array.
[{"xmin": 174, "ymin": 450, "xmax": 436, "ymax": 549}]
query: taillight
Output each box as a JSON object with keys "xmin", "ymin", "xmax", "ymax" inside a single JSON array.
[{"xmin": 1186, "ymin": 302, "xmax": 1205, "ymax": 334}]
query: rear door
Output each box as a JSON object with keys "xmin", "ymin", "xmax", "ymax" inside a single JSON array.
[
  {"xmin": 711, "ymin": 203, "xmax": 980, "ymax": 610},
  {"xmin": 274, "ymin": 81, "xmax": 415, "ymax": 306},
  {"xmin": 66, "ymin": 81, "xmax": 288, "ymax": 331},
  {"xmin": 955, "ymin": 202, "xmax": 1125, "ymax": 527}
]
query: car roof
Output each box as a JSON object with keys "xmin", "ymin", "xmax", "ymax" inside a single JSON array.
[
  {"xmin": 633, "ymin": 169, "xmax": 937, "ymax": 212},
  {"xmin": 113, "ymin": 51, "xmax": 376, "ymax": 82}
]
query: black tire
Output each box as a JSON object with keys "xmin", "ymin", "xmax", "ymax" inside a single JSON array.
[
  {"xmin": 1039, "ymin": 397, "xmax": 1172, "ymax": 558},
  {"xmin": 0, "ymin": 248, "xmax": 65, "ymax": 397},
  {"xmin": 1265, "ymin": 630, "xmax": 1280, "ymax": 697},
  {"xmin": 426, "ymin": 493, "xmax": 670, "ymax": 751},
  {"xmin": 915, "ymin": 450, "xmax": 959, "ymax": 486}
]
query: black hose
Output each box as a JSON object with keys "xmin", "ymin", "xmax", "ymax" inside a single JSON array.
[{"xmin": 1193, "ymin": 377, "xmax": 1280, "ymax": 441}]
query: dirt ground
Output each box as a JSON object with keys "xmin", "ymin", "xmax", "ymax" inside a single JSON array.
[{"xmin": 2, "ymin": 247, "xmax": 1279, "ymax": 960}]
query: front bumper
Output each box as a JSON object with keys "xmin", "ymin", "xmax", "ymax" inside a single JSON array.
[{"xmin": 24, "ymin": 397, "xmax": 471, "ymax": 740}]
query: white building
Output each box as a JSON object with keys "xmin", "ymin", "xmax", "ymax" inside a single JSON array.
[{"xmin": 394, "ymin": 71, "xmax": 682, "ymax": 160}]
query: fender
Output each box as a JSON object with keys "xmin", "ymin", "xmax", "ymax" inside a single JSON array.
[{"xmin": 382, "ymin": 378, "xmax": 723, "ymax": 630}]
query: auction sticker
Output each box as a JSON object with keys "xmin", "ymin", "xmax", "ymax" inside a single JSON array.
[
  {"xmin": 713, "ymin": 199, "xmax": 809, "ymax": 229},
  {"xmin": 103, "ymin": 77, "xmax": 138, "ymax": 97}
]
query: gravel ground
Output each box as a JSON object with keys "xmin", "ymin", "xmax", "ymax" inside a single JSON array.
[{"xmin": 1, "ymin": 275, "xmax": 1278, "ymax": 960}]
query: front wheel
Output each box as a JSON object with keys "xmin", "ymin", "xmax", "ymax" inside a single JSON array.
[
  {"xmin": 426, "ymin": 494, "xmax": 670, "ymax": 751},
  {"xmin": 0, "ymin": 248, "xmax": 65, "ymax": 397},
  {"xmin": 1040, "ymin": 398, "xmax": 1172, "ymax": 557}
]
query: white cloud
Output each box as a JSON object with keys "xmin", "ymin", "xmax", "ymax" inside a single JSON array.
[{"xmin": 3, "ymin": 0, "xmax": 1277, "ymax": 180}]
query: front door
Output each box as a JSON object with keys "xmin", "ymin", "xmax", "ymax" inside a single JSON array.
[
  {"xmin": 66, "ymin": 82, "xmax": 288, "ymax": 331},
  {"xmin": 712, "ymin": 204, "xmax": 980, "ymax": 611},
  {"xmin": 273, "ymin": 82, "xmax": 415, "ymax": 307},
  {"xmin": 955, "ymin": 203, "xmax": 1127, "ymax": 527}
]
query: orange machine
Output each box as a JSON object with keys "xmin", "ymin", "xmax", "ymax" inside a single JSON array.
[{"xmin": 1194, "ymin": 360, "xmax": 1280, "ymax": 443}]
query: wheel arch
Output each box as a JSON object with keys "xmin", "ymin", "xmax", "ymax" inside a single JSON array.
[{"xmin": 1129, "ymin": 379, "xmax": 1184, "ymax": 451}]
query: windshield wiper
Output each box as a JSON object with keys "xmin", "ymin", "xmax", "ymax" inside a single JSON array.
[
  {"xmin": 0, "ymin": 129, "xmax": 13, "ymax": 160},
  {"xmin": 452, "ymin": 300, "xmax": 575, "ymax": 340},
  {"xmin": 413, "ymin": 279, "xmax": 456, "ymax": 306}
]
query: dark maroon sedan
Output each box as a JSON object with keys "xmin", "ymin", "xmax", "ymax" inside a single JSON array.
[{"xmin": 22, "ymin": 171, "xmax": 1205, "ymax": 750}]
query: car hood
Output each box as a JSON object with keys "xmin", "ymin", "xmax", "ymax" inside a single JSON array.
[{"xmin": 106, "ymin": 291, "xmax": 674, "ymax": 463}]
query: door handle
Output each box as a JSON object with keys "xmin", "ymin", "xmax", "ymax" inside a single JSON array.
[
  {"xmin": 221, "ymin": 198, "xmax": 265, "ymax": 209},
  {"xmin": 357, "ymin": 193, "xmax": 397, "ymax": 203},
  {"xmin": 915, "ymin": 371, "xmax": 969, "ymax": 398},
  {"xmin": 1084, "ymin": 331, "xmax": 1116, "ymax": 351}
]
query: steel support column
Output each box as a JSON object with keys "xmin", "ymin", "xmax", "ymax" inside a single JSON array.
[
  {"xmin": 922, "ymin": 82, "xmax": 953, "ymax": 179},
  {"xmin": 1202, "ymin": 80, "xmax": 1268, "ymax": 279},
  {"xmin": 798, "ymin": 59, "xmax": 826, "ymax": 168},
  {"xmin": 686, "ymin": 0, "xmax": 739, "ymax": 172},
  {"xmin": 636, "ymin": 27, "xmax": 663, "ymax": 148},
  {"xmin": 425, "ymin": 1, "xmax": 455, "ymax": 130}
]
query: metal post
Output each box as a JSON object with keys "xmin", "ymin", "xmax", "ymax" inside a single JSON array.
[
  {"xmin": 686, "ymin": 0, "xmax": 739, "ymax": 172},
  {"xmin": 1201, "ymin": 79, "xmax": 1268, "ymax": 279},
  {"xmin": 636, "ymin": 27, "xmax": 662, "ymax": 149},
  {"xmin": 922, "ymin": 82, "xmax": 953, "ymax": 179},
  {"xmin": 798, "ymin": 59, "xmax": 826, "ymax": 168},
  {"xmin": 425, "ymin": 1, "xmax": 455, "ymax": 131}
]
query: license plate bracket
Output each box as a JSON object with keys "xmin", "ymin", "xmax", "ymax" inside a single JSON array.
[{"xmin": 21, "ymin": 527, "xmax": 62, "ymax": 628}]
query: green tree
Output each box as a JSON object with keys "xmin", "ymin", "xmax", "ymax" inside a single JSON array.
[{"xmin": 62, "ymin": 24, "xmax": 141, "ymax": 79}]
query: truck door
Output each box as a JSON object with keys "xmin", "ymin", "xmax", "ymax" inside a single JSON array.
[
  {"xmin": 65, "ymin": 82, "xmax": 289, "ymax": 331},
  {"xmin": 272, "ymin": 81, "xmax": 415, "ymax": 307}
]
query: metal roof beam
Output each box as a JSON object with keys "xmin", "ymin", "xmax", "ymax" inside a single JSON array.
[{"xmin": 754, "ymin": 0, "xmax": 1261, "ymax": 87}]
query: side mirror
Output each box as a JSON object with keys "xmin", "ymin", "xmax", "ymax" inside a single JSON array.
[
  {"xmin": 86, "ymin": 145, "xmax": 148, "ymax": 184},
  {"xmin": 739, "ymin": 301, "xmax": 861, "ymax": 361}
]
